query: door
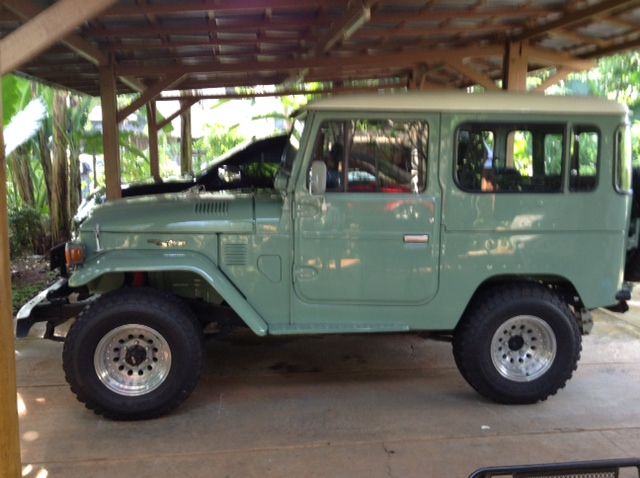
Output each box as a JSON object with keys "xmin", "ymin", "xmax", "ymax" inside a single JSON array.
[{"xmin": 293, "ymin": 114, "xmax": 441, "ymax": 306}]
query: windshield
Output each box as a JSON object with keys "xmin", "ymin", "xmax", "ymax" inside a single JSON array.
[{"xmin": 281, "ymin": 116, "xmax": 305, "ymax": 173}]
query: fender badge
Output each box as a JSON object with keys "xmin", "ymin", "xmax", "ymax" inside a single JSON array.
[{"xmin": 147, "ymin": 239, "xmax": 186, "ymax": 248}]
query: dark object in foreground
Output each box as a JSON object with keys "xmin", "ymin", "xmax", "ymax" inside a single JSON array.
[{"xmin": 469, "ymin": 458, "xmax": 640, "ymax": 478}]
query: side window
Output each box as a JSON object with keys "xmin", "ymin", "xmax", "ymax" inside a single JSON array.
[
  {"xmin": 615, "ymin": 124, "xmax": 632, "ymax": 193},
  {"xmin": 569, "ymin": 127, "xmax": 599, "ymax": 192},
  {"xmin": 456, "ymin": 123, "xmax": 564, "ymax": 193},
  {"xmin": 310, "ymin": 119, "xmax": 428, "ymax": 193}
]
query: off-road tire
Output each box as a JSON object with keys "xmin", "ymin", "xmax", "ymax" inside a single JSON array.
[
  {"xmin": 63, "ymin": 288, "xmax": 204, "ymax": 420},
  {"xmin": 452, "ymin": 283, "xmax": 581, "ymax": 404}
]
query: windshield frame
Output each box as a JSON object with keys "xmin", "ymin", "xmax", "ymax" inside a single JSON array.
[{"xmin": 281, "ymin": 113, "xmax": 307, "ymax": 174}]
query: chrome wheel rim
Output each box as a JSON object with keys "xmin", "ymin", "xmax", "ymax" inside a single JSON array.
[
  {"xmin": 94, "ymin": 324, "xmax": 171, "ymax": 397},
  {"xmin": 490, "ymin": 315, "xmax": 556, "ymax": 382}
]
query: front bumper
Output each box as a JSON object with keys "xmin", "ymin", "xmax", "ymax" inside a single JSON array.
[{"xmin": 15, "ymin": 278, "xmax": 87, "ymax": 340}]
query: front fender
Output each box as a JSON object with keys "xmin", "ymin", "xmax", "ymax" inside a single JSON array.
[{"xmin": 69, "ymin": 249, "xmax": 268, "ymax": 336}]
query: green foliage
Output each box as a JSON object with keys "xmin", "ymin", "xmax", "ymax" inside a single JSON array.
[
  {"xmin": 193, "ymin": 124, "xmax": 245, "ymax": 172},
  {"xmin": 8, "ymin": 206, "xmax": 46, "ymax": 257},
  {"xmin": 2, "ymin": 75, "xmax": 31, "ymax": 125}
]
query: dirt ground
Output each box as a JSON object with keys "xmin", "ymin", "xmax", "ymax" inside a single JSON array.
[{"xmin": 11, "ymin": 255, "xmax": 54, "ymax": 314}]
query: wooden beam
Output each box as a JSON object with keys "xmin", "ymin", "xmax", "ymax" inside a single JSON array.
[
  {"xmin": 104, "ymin": 0, "xmax": 345, "ymax": 16},
  {"xmin": 527, "ymin": 46, "xmax": 594, "ymax": 70},
  {"xmin": 0, "ymin": 75, "xmax": 22, "ymax": 478},
  {"xmin": 4, "ymin": 0, "xmax": 143, "ymax": 92},
  {"xmin": 104, "ymin": 37, "xmax": 304, "ymax": 52},
  {"xmin": 100, "ymin": 64, "xmax": 122, "ymax": 201},
  {"xmin": 146, "ymin": 102, "xmax": 161, "ymax": 183},
  {"xmin": 448, "ymin": 61, "xmax": 499, "ymax": 91},
  {"xmin": 583, "ymin": 35, "xmax": 640, "ymax": 58},
  {"xmin": 117, "ymin": 74, "xmax": 185, "ymax": 123},
  {"xmin": 115, "ymin": 46, "xmax": 503, "ymax": 77},
  {"xmin": 534, "ymin": 67, "xmax": 575, "ymax": 92},
  {"xmin": 356, "ymin": 23, "xmax": 512, "ymax": 39},
  {"xmin": 549, "ymin": 29, "xmax": 609, "ymax": 48},
  {"xmin": 155, "ymin": 98, "xmax": 199, "ymax": 131},
  {"xmin": 372, "ymin": 6, "xmax": 556, "ymax": 23},
  {"xmin": 514, "ymin": 0, "xmax": 640, "ymax": 41},
  {"xmin": 503, "ymin": 41, "xmax": 528, "ymax": 91},
  {"xmin": 314, "ymin": 2, "xmax": 373, "ymax": 55},
  {"xmin": 0, "ymin": 0, "xmax": 117, "ymax": 76},
  {"xmin": 285, "ymin": 1, "xmax": 375, "ymax": 85},
  {"xmin": 156, "ymin": 82, "xmax": 406, "ymax": 102},
  {"xmin": 86, "ymin": 19, "xmax": 330, "ymax": 38}
]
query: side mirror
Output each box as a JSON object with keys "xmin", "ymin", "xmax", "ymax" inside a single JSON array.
[
  {"xmin": 274, "ymin": 169, "xmax": 289, "ymax": 193},
  {"xmin": 309, "ymin": 160, "xmax": 327, "ymax": 195}
]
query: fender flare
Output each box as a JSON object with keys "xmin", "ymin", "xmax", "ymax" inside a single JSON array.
[{"xmin": 68, "ymin": 249, "xmax": 268, "ymax": 336}]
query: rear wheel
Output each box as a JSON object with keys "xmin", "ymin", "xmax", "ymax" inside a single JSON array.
[
  {"xmin": 452, "ymin": 284, "xmax": 581, "ymax": 404},
  {"xmin": 63, "ymin": 288, "xmax": 203, "ymax": 419}
]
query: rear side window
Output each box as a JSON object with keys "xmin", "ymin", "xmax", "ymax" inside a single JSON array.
[
  {"xmin": 456, "ymin": 123, "xmax": 564, "ymax": 193},
  {"xmin": 569, "ymin": 127, "xmax": 599, "ymax": 192},
  {"xmin": 615, "ymin": 124, "xmax": 632, "ymax": 193}
]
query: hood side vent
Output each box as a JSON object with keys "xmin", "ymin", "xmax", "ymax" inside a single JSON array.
[
  {"xmin": 194, "ymin": 201, "xmax": 229, "ymax": 216},
  {"xmin": 223, "ymin": 243, "xmax": 249, "ymax": 266}
]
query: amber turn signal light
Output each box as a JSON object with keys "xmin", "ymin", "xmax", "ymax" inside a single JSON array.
[{"xmin": 65, "ymin": 243, "xmax": 86, "ymax": 267}]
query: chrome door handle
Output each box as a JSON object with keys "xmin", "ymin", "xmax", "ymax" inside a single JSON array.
[{"xmin": 404, "ymin": 234, "xmax": 429, "ymax": 244}]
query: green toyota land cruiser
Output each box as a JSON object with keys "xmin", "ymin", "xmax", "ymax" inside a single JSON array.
[{"xmin": 16, "ymin": 92, "xmax": 634, "ymax": 419}]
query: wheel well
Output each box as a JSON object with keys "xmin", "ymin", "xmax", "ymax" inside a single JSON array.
[
  {"xmin": 87, "ymin": 270, "xmax": 224, "ymax": 305},
  {"xmin": 463, "ymin": 275, "xmax": 584, "ymax": 319}
]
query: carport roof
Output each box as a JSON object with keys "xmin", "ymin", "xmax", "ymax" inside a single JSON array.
[{"xmin": 2, "ymin": 0, "xmax": 640, "ymax": 96}]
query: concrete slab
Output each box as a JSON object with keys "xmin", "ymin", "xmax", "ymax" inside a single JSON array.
[{"xmin": 15, "ymin": 308, "xmax": 640, "ymax": 478}]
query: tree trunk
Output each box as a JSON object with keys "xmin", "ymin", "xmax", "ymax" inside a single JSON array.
[
  {"xmin": 180, "ymin": 91, "xmax": 193, "ymax": 176},
  {"xmin": 33, "ymin": 82, "xmax": 52, "ymax": 209},
  {"xmin": 68, "ymin": 149, "xmax": 81, "ymax": 217},
  {"xmin": 12, "ymin": 145, "xmax": 35, "ymax": 208},
  {"xmin": 38, "ymin": 126, "xmax": 52, "ymax": 209},
  {"xmin": 51, "ymin": 90, "xmax": 69, "ymax": 244},
  {"xmin": 68, "ymin": 97, "xmax": 81, "ymax": 216}
]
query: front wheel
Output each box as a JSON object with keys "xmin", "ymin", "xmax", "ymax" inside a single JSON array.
[
  {"xmin": 63, "ymin": 288, "xmax": 204, "ymax": 419},
  {"xmin": 452, "ymin": 284, "xmax": 581, "ymax": 404}
]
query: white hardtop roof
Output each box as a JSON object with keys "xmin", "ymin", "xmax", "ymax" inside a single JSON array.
[{"xmin": 306, "ymin": 91, "xmax": 628, "ymax": 116}]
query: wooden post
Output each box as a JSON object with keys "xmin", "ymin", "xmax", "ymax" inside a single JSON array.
[
  {"xmin": 180, "ymin": 92, "xmax": 193, "ymax": 176},
  {"xmin": 0, "ymin": 77, "xmax": 23, "ymax": 478},
  {"xmin": 146, "ymin": 101, "xmax": 161, "ymax": 183},
  {"xmin": 100, "ymin": 64, "xmax": 122, "ymax": 200},
  {"xmin": 503, "ymin": 41, "xmax": 528, "ymax": 92}
]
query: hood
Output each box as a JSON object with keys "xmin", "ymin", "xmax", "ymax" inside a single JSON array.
[{"xmin": 81, "ymin": 191, "xmax": 255, "ymax": 234}]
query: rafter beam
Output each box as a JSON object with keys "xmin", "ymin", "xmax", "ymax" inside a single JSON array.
[
  {"xmin": 115, "ymin": 46, "xmax": 503, "ymax": 77},
  {"xmin": 0, "ymin": 0, "xmax": 117, "ymax": 76},
  {"xmin": 104, "ymin": 0, "xmax": 345, "ymax": 16},
  {"xmin": 285, "ymin": 1, "xmax": 375, "ymax": 85},
  {"xmin": 4, "ymin": 0, "xmax": 143, "ymax": 92},
  {"xmin": 583, "ymin": 35, "xmax": 640, "ymax": 58},
  {"xmin": 549, "ymin": 29, "xmax": 609, "ymax": 48},
  {"xmin": 155, "ymin": 98, "xmax": 199, "ymax": 131},
  {"xmin": 372, "ymin": 6, "xmax": 556, "ymax": 23},
  {"xmin": 156, "ymin": 81, "xmax": 406, "ymax": 102},
  {"xmin": 534, "ymin": 67, "xmax": 575, "ymax": 92},
  {"xmin": 447, "ymin": 61, "xmax": 500, "ymax": 91},
  {"xmin": 314, "ymin": 2, "xmax": 373, "ymax": 55},
  {"xmin": 117, "ymin": 74, "xmax": 186, "ymax": 123},
  {"xmin": 86, "ymin": 19, "xmax": 331, "ymax": 37},
  {"xmin": 527, "ymin": 46, "xmax": 594, "ymax": 70},
  {"xmin": 514, "ymin": 0, "xmax": 640, "ymax": 41}
]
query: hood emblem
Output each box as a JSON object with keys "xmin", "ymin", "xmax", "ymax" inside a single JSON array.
[{"xmin": 148, "ymin": 239, "xmax": 186, "ymax": 248}]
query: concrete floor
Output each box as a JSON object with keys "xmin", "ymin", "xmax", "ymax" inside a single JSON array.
[{"xmin": 15, "ymin": 303, "xmax": 640, "ymax": 478}]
